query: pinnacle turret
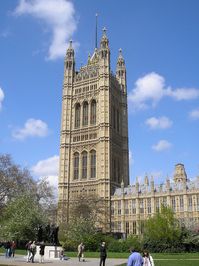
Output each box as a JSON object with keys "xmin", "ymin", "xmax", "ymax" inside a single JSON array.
[
  {"xmin": 66, "ymin": 40, "xmax": 74, "ymax": 58},
  {"xmin": 64, "ymin": 40, "xmax": 75, "ymax": 81},
  {"xmin": 116, "ymin": 48, "xmax": 126, "ymax": 92},
  {"xmin": 100, "ymin": 27, "xmax": 109, "ymax": 49}
]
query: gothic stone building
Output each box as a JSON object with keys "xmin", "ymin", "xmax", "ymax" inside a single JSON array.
[
  {"xmin": 58, "ymin": 29, "xmax": 199, "ymax": 234},
  {"xmin": 111, "ymin": 163, "xmax": 199, "ymax": 236},
  {"xmin": 58, "ymin": 29, "xmax": 129, "ymax": 232}
]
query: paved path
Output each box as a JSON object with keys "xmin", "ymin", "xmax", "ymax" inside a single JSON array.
[{"xmin": 0, "ymin": 255, "xmax": 126, "ymax": 266}]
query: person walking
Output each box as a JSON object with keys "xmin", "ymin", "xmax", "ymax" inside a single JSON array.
[
  {"xmin": 99, "ymin": 241, "xmax": 107, "ymax": 266},
  {"xmin": 4, "ymin": 241, "xmax": 11, "ymax": 258},
  {"xmin": 29, "ymin": 241, "xmax": 37, "ymax": 263},
  {"xmin": 127, "ymin": 247, "xmax": 143, "ymax": 266},
  {"xmin": 143, "ymin": 250, "xmax": 154, "ymax": 266},
  {"xmin": 77, "ymin": 242, "xmax": 84, "ymax": 262},
  {"xmin": 11, "ymin": 241, "xmax": 16, "ymax": 257},
  {"xmin": 25, "ymin": 241, "xmax": 32, "ymax": 262},
  {"xmin": 39, "ymin": 241, "xmax": 45, "ymax": 263}
]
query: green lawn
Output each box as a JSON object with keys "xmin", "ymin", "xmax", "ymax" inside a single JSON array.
[
  {"xmin": 119, "ymin": 261, "xmax": 199, "ymax": 266},
  {"xmin": 117, "ymin": 253, "xmax": 199, "ymax": 266},
  {"xmin": 1, "ymin": 248, "xmax": 199, "ymax": 266}
]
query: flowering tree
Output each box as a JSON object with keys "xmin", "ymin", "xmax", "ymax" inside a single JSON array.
[{"xmin": 0, "ymin": 194, "xmax": 46, "ymax": 240}]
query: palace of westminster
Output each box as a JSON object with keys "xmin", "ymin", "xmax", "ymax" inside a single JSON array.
[{"xmin": 58, "ymin": 28, "xmax": 199, "ymax": 236}]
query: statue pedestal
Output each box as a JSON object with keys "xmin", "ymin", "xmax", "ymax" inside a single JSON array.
[{"xmin": 35, "ymin": 245, "xmax": 62, "ymax": 261}]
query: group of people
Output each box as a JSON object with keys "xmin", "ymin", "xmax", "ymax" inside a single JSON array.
[
  {"xmin": 1, "ymin": 241, "xmax": 16, "ymax": 258},
  {"xmin": 1, "ymin": 239, "xmax": 153, "ymax": 265},
  {"xmin": 127, "ymin": 248, "xmax": 154, "ymax": 266},
  {"xmin": 77, "ymin": 242, "xmax": 153, "ymax": 266},
  {"xmin": 77, "ymin": 241, "xmax": 107, "ymax": 266},
  {"xmin": 25, "ymin": 240, "xmax": 45, "ymax": 263}
]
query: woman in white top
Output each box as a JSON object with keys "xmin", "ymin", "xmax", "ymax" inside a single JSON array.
[{"xmin": 143, "ymin": 250, "xmax": 154, "ymax": 266}]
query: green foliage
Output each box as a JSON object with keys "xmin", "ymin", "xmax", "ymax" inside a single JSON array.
[
  {"xmin": 107, "ymin": 235, "xmax": 142, "ymax": 253},
  {"xmin": 0, "ymin": 153, "xmax": 57, "ymax": 241},
  {"xmin": 182, "ymin": 228, "xmax": 199, "ymax": 251},
  {"xmin": 0, "ymin": 154, "xmax": 35, "ymax": 211},
  {"xmin": 143, "ymin": 205, "xmax": 185, "ymax": 252},
  {"xmin": 144, "ymin": 206, "xmax": 181, "ymax": 241},
  {"xmin": 61, "ymin": 216, "xmax": 105, "ymax": 251},
  {"xmin": 0, "ymin": 194, "xmax": 46, "ymax": 240},
  {"xmin": 125, "ymin": 234, "xmax": 143, "ymax": 252}
]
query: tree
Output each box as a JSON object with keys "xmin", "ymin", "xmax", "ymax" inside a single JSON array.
[
  {"xmin": 0, "ymin": 154, "xmax": 57, "ymax": 220},
  {"xmin": 0, "ymin": 194, "xmax": 46, "ymax": 240},
  {"xmin": 0, "ymin": 154, "xmax": 57, "ymax": 240},
  {"xmin": 36, "ymin": 176, "xmax": 57, "ymax": 222},
  {"xmin": 0, "ymin": 154, "xmax": 35, "ymax": 210},
  {"xmin": 60, "ymin": 194, "xmax": 106, "ymax": 251},
  {"xmin": 69, "ymin": 194, "xmax": 106, "ymax": 228},
  {"xmin": 143, "ymin": 205, "xmax": 183, "ymax": 252}
]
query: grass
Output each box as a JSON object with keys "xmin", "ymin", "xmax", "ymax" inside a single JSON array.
[
  {"xmin": 118, "ymin": 262, "xmax": 199, "ymax": 266},
  {"xmin": 117, "ymin": 253, "xmax": 199, "ymax": 266},
  {"xmin": 1, "ymin": 248, "xmax": 199, "ymax": 266}
]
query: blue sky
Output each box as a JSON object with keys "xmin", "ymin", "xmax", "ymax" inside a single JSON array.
[{"xmin": 0, "ymin": 0, "xmax": 199, "ymax": 188}]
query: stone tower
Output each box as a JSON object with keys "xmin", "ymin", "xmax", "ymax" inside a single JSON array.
[
  {"xmin": 58, "ymin": 29, "xmax": 129, "ymax": 232},
  {"xmin": 173, "ymin": 163, "xmax": 187, "ymax": 183}
]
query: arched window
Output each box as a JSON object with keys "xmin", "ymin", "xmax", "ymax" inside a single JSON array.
[
  {"xmin": 75, "ymin": 103, "xmax": 81, "ymax": 128},
  {"xmin": 73, "ymin": 152, "xmax": 79, "ymax": 179},
  {"xmin": 90, "ymin": 150, "xmax": 96, "ymax": 178},
  {"xmin": 82, "ymin": 151, "xmax": 88, "ymax": 179},
  {"xmin": 90, "ymin": 100, "xmax": 96, "ymax": 125},
  {"xmin": 82, "ymin": 102, "xmax": 88, "ymax": 126}
]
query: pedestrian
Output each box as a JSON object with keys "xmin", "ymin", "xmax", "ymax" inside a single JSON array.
[
  {"xmin": 143, "ymin": 250, "xmax": 154, "ymax": 266},
  {"xmin": 127, "ymin": 247, "xmax": 143, "ymax": 266},
  {"xmin": 77, "ymin": 242, "xmax": 84, "ymax": 262},
  {"xmin": 4, "ymin": 241, "xmax": 11, "ymax": 258},
  {"xmin": 25, "ymin": 241, "xmax": 32, "ymax": 262},
  {"xmin": 29, "ymin": 241, "xmax": 37, "ymax": 263},
  {"xmin": 11, "ymin": 241, "xmax": 16, "ymax": 257},
  {"xmin": 99, "ymin": 241, "xmax": 107, "ymax": 266},
  {"xmin": 39, "ymin": 241, "xmax": 45, "ymax": 263}
]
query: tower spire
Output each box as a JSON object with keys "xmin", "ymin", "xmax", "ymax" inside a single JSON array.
[{"xmin": 95, "ymin": 13, "xmax": 98, "ymax": 49}]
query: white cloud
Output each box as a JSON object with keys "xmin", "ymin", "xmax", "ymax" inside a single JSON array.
[
  {"xmin": 145, "ymin": 116, "xmax": 173, "ymax": 129},
  {"xmin": 31, "ymin": 155, "xmax": 59, "ymax": 188},
  {"xmin": 128, "ymin": 72, "xmax": 165, "ymax": 110},
  {"xmin": 152, "ymin": 139, "xmax": 172, "ymax": 152},
  {"xmin": 12, "ymin": 118, "xmax": 49, "ymax": 140},
  {"xmin": 128, "ymin": 72, "xmax": 199, "ymax": 111},
  {"xmin": 0, "ymin": 87, "xmax": 5, "ymax": 110},
  {"xmin": 14, "ymin": 0, "xmax": 77, "ymax": 60},
  {"xmin": 189, "ymin": 108, "xmax": 199, "ymax": 120},
  {"xmin": 166, "ymin": 87, "xmax": 199, "ymax": 100}
]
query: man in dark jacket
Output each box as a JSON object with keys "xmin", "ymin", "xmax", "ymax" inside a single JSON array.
[
  {"xmin": 99, "ymin": 241, "xmax": 107, "ymax": 266},
  {"xmin": 39, "ymin": 241, "xmax": 45, "ymax": 263}
]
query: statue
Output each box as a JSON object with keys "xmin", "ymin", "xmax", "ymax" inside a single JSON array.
[
  {"xmin": 35, "ymin": 223, "xmax": 59, "ymax": 245},
  {"xmin": 37, "ymin": 225, "xmax": 43, "ymax": 243},
  {"xmin": 49, "ymin": 224, "xmax": 59, "ymax": 245}
]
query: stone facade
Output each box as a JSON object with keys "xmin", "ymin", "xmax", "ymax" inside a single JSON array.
[
  {"xmin": 58, "ymin": 29, "xmax": 129, "ymax": 231},
  {"xmin": 58, "ymin": 29, "xmax": 199, "ymax": 235},
  {"xmin": 111, "ymin": 164, "xmax": 199, "ymax": 236}
]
